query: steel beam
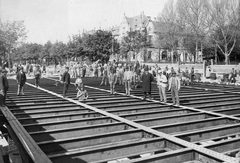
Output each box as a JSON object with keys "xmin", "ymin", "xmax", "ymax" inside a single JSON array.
[{"xmin": 36, "ymin": 80, "xmax": 238, "ymax": 163}]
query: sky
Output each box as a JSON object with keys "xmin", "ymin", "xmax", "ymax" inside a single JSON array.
[{"xmin": 0, "ymin": 0, "xmax": 168, "ymax": 44}]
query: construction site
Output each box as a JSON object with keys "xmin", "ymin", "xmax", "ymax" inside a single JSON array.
[{"xmin": 1, "ymin": 76, "xmax": 240, "ymax": 163}]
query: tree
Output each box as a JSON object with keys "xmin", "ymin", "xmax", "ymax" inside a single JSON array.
[
  {"xmin": 67, "ymin": 34, "xmax": 85, "ymax": 61},
  {"xmin": 120, "ymin": 29, "xmax": 147, "ymax": 61},
  {"xmin": 83, "ymin": 30, "xmax": 119, "ymax": 62},
  {"xmin": 209, "ymin": 0, "xmax": 240, "ymax": 64},
  {"xmin": 176, "ymin": 0, "xmax": 212, "ymax": 62},
  {"xmin": 155, "ymin": 0, "xmax": 181, "ymax": 63},
  {"xmin": 0, "ymin": 20, "xmax": 27, "ymax": 67}
]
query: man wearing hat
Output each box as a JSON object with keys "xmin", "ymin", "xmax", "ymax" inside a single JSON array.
[
  {"xmin": 34, "ymin": 65, "xmax": 42, "ymax": 87},
  {"xmin": 156, "ymin": 69, "xmax": 167, "ymax": 103},
  {"xmin": 16, "ymin": 67, "xmax": 26, "ymax": 96},
  {"xmin": 141, "ymin": 66, "xmax": 154, "ymax": 100},
  {"xmin": 61, "ymin": 66, "xmax": 70, "ymax": 98},
  {"xmin": 168, "ymin": 71, "xmax": 181, "ymax": 106}
]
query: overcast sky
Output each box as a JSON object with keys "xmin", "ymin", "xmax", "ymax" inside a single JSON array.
[{"xmin": 0, "ymin": 0, "xmax": 168, "ymax": 44}]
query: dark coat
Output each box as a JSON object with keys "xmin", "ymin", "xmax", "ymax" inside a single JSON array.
[
  {"xmin": 3, "ymin": 75, "xmax": 8, "ymax": 92},
  {"xmin": 62, "ymin": 72, "xmax": 70, "ymax": 85},
  {"xmin": 0, "ymin": 75, "xmax": 5, "ymax": 91},
  {"xmin": 16, "ymin": 72, "xmax": 26, "ymax": 85},
  {"xmin": 141, "ymin": 72, "xmax": 153, "ymax": 92}
]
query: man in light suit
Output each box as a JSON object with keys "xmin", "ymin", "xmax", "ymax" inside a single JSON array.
[
  {"xmin": 156, "ymin": 70, "xmax": 167, "ymax": 103},
  {"xmin": 168, "ymin": 71, "xmax": 181, "ymax": 106}
]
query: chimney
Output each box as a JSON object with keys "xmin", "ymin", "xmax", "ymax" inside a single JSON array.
[
  {"xmin": 154, "ymin": 17, "xmax": 157, "ymax": 21},
  {"xmin": 147, "ymin": 16, "xmax": 151, "ymax": 21}
]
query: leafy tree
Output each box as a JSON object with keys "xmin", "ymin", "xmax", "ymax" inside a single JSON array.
[
  {"xmin": 120, "ymin": 29, "xmax": 147, "ymax": 61},
  {"xmin": 155, "ymin": 0, "xmax": 182, "ymax": 63},
  {"xmin": 0, "ymin": 20, "xmax": 27, "ymax": 66},
  {"xmin": 83, "ymin": 30, "xmax": 119, "ymax": 62},
  {"xmin": 67, "ymin": 34, "xmax": 84, "ymax": 60}
]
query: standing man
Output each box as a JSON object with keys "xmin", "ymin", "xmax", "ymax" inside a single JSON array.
[
  {"xmin": 190, "ymin": 67, "xmax": 195, "ymax": 84},
  {"xmin": 2, "ymin": 69, "xmax": 8, "ymax": 105},
  {"xmin": 141, "ymin": 67, "xmax": 154, "ymax": 100},
  {"xmin": 156, "ymin": 70, "xmax": 167, "ymax": 103},
  {"xmin": 108, "ymin": 68, "xmax": 117, "ymax": 95},
  {"xmin": 168, "ymin": 71, "xmax": 181, "ymax": 106},
  {"xmin": 100, "ymin": 66, "xmax": 108, "ymax": 86},
  {"xmin": 16, "ymin": 67, "xmax": 26, "ymax": 96},
  {"xmin": 34, "ymin": 65, "xmax": 42, "ymax": 87},
  {"xmin": 124, "ymin": 66, "xmax": 132, "ymax": 96},
  {"xmin": 62, "ymin": 67, "xmax": 70, "ymax": 98}
]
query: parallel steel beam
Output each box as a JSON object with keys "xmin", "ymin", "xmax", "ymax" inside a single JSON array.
[{"xmin": 38, "ymin": 79, "xmax": 239, "ymax": 163}]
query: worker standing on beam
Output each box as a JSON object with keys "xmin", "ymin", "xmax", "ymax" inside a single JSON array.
[
  {"xmin": 16, "ymin": 67, "xmax": 26, "ymax": 96},
  {"xmin": 108, "ymin": 67, "xmax": 117, "ymax": 95},
  {"xmin": 156, "ymin": 70, "xmax": 167, "ymax": 103},
  {"xmin": 34, "ymin": 64, "xmax": 42, "ymax": 87},
  {"xmin": 61, "ymin": 66, "xmax": 70, "ymax": 98},
  {"xmin": 141, "ymin": 66, "xmax": 154, "ymax": 101},
  {"xmin": 168, "ymin": 71, "xmax": 181, "ymax": 106}
]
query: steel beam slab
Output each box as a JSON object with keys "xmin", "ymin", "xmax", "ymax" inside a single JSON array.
[{"xmin": 38, "ymin": 79, "xmax": 238, "ymax": 163}]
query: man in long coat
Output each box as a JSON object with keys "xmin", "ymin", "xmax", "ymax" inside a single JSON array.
[
  {"xmin": 141, "ymin": 67, "xmax": 154, "ymax": 100},
  {"xmin": 16, "ymin": 67, "xmax": 26, "ymax": 96},
  {"xmin": 62, "ymin": 66, "xmax": 70, "ymax": 98}
]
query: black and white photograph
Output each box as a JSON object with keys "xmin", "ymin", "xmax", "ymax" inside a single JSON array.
[{"xmin": 1, "ymin": 0, "xmax": 240, "ymax": 163}]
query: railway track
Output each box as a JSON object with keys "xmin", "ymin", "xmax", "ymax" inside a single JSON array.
[{"xmin": 1, "ymin": 77, "xmax": 240, "ymax": 163}]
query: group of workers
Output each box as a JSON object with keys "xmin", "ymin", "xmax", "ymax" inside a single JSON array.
[{"xmin": 58, "ymin": 61, "xmax": 182, "ymax": 106}]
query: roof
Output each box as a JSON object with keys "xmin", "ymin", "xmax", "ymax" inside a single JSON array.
[{"xmin": 125, "ymin": 13, "xmax": 149, "ymax": 30}]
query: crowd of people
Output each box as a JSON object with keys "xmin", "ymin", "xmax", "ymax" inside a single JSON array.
[
  {"xmin": 57, "ymin": 60, "xmax": 196, "ymax": 106},
  {"xmin": 13, "ymin": 59, "xmax": 240, "ymax": 107}
]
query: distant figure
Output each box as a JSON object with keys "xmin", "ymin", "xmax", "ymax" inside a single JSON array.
[
  {"xmin": 34, "ymin": 65, "xmax": 42, "ymax": 87},
  {"xmin": 141, "ymin": 67, "xmax": 154, "ymax": 100},
  {"xmin": 108, "ymin": 68, "xmax": 117, "ymax": 95},
  {"xmin": 42, "ymin": 65, "xmax": 46, "ymax": 73},
  {"xmin": 16, "ymin": 67, "xmax": 26, "ymax": 96},
  {"xmin": 229, "ymin": 68, "xmax": 237, "ymax": 83},
  {"xmin": 168, "ymin": 71, "xmax": 181, "ymax": 106},
  {"xmin": 190, "ymin": 67, "xmax": 195, "ymax": 84},
  {"xmin": 206, "ymin": 65, "xmax": 211, "ymax": 79},
  {"xmin": 100, "ymin": 66, "xmax": 108, "ymax": 86},
  {"xmin": 124, "ymin": 66, "xmax": 132, "ymax": 96},
  {"xmin": 61, "ymin": 67, "xmax": 70, "ymax": 98}
]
